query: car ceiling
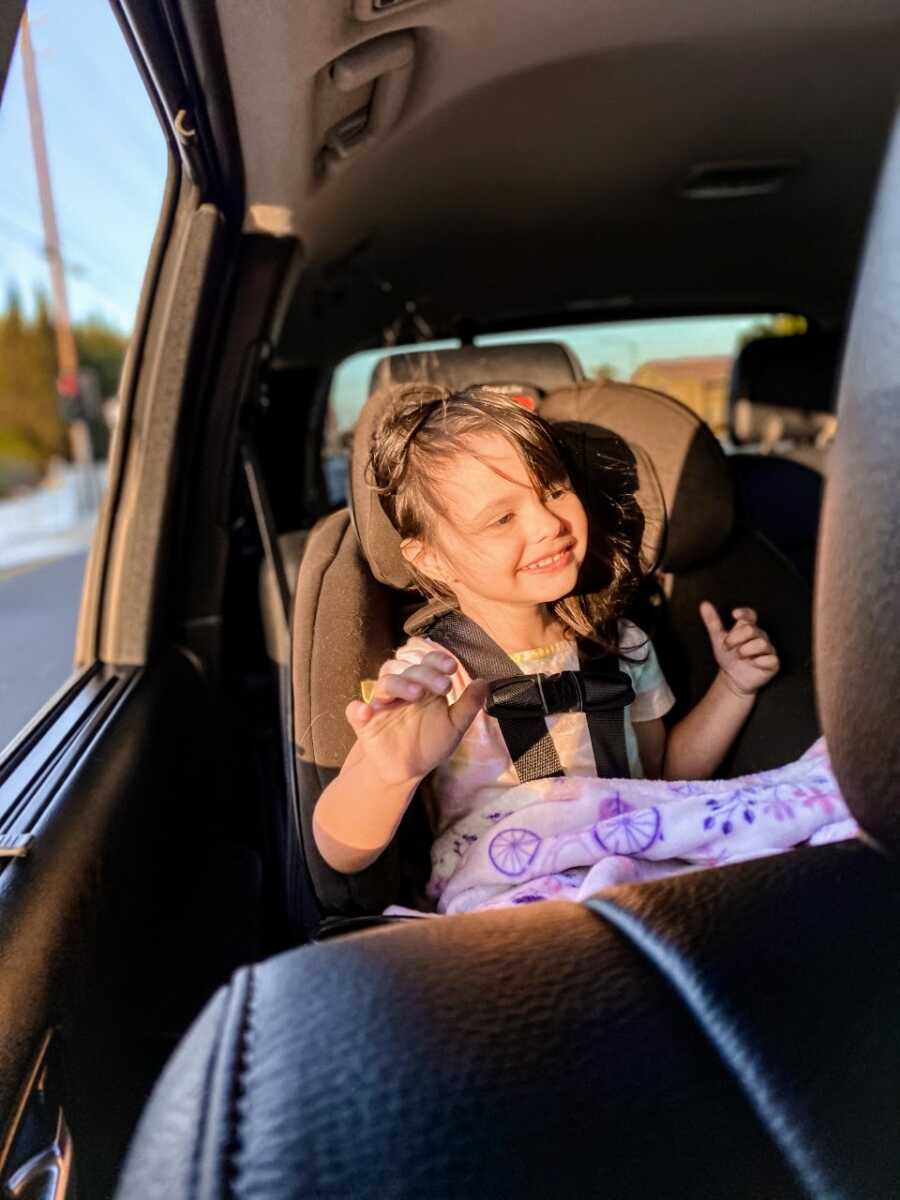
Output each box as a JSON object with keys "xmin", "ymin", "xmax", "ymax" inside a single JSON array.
[{"xmin": 210, "ymin": 0, "xmax": 900, "ymax": 362}]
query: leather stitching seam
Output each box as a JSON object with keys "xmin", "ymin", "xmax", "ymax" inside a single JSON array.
[
  {"xmin": 189, "ymin": 990, "xmax": 233, "ymax": 1199},
  {"xmin": 224, "ymin": 966, "xmax": 256, "ymax": 1200}
]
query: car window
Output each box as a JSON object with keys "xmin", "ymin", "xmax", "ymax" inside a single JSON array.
[
  {"xmin": 0, "ymin": 2, "xmax": 166, "ymax": 752},
  {"xmin": 325, "ymin": 339, "xmax": 461, "ymax": 505},
  {"xmin": 323, "ymin": 316, "xmax": 813, "ymax": 509},
  {"xmin": 477, "ymin": 314, "xmax": 808, "ymax": 439}
]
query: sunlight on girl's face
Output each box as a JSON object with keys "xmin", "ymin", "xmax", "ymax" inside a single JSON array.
[{"xmin": 418, "ymin": 432, "xmax": 589, "ymax": 610}]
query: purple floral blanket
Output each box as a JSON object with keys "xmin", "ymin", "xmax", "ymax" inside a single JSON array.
[{"xmin": 386, "ymin": 739, "xmax": 856, "ymax": 917}]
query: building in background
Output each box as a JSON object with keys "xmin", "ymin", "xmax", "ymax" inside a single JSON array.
[{"xmin": 630, "ymin": 355, "xmax": 732, "ymax": 434}]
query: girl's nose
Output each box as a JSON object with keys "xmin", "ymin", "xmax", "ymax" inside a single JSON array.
[{"xmin": 530, "ymin": 495, "xmax": 565, "ymax": 540}]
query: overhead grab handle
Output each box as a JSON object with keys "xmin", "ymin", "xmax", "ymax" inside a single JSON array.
[{"xmin": 325, "ymin": 31, "xmax": 415, "ymax": 166}]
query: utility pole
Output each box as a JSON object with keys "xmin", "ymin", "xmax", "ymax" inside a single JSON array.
[{"xmin": 19, "ymin": 10, "xmax": 94, "ymax": 503}]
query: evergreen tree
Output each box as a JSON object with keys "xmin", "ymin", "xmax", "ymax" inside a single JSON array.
[{"xmin": 0, "ymin": 290, "xmax": 127, "ymax": 480}]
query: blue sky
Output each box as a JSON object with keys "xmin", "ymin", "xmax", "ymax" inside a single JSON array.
[{"xmin": 0, "ymin": 0, "xmax": 167, "ymax": 332}]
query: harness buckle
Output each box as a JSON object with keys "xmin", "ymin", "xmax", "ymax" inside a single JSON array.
[{"xmin": 538, "ymin": 671, "xmax": 584, "ymax": 715}]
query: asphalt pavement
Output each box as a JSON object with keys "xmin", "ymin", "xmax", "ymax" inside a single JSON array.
[{"xmin": 0, "ymin": 551, "xmax": 88, "ymax": 754}]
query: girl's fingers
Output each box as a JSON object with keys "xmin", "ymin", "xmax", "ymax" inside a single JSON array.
[
  {"xmin": 421, "ymin": 650, "xmax": 457, "ymax": 674},
  {"xmin": 724, "ymin": 621, "xmax": 757, "ymax": 649},
  {"xmin": 738, "ymin": 637, "xmax": 773, "ymax": 658},
  {"xmin": 732, "ymin": 607, "xmax": 758, "ymax": 624},
  {"xmin": 448, "ymin": 679, "xmax": 489, "ymax": 735},
  {"xmin": 378, "ymin": 674, "xmax": 425, "ymax": 702},
  {"xmin": 371, "ymin": 663, "xmax": 453, "ymax": 706},
  {"xmin": 379, "ymin": 651, "xmax": 456, "ymax": 678},
  {"xmin": 345, "ymin": 699, "xmax": 375, "ymax": 733},
  {"xmin": 753, "ymin": 654, "xmax": 780, "ymax": 671},
  {"xmin": 699, "ymin": 600, "xmax": 724, "ymax": 636},
  {"xmin": 376, "ymin": 650, "xmax": 456, "ymax": 693},
  {"xmin": 753, "ymin": 652, "xmax": 782, "ymax": 672},
  {"xmin": 396, "ymin": 662, "xmax": 454, "ymax": 695}
]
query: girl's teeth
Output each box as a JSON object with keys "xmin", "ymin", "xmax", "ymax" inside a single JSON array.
[{"xmin": 528, "ymin": 551, "xmax": 564, "ymax": 570}]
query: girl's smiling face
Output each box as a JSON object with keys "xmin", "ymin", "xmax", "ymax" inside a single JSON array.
[{"xmin": 402, "ymin": 431, "xmax": 589, "ymax": 612}]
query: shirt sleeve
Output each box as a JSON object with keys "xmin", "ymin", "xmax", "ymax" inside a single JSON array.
[{"xmin": 618, "ymin": 619, "xmax": 675, "ymax": 723}]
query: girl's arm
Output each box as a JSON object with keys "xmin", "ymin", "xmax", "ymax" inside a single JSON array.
[
  {"xmin": 662, "ymin": 673, "xmax": 756, "ymax": 779},
  {"xmin": 313, "ymin": 650, "xmax": 487, "ymax": 874},
  {"xmin": 313, "ymin": 740, "xmax": 425, "ymax": 875},
  {"xmin": 635, "ymin": 602, "xmax": 779, "ymax": 780}
]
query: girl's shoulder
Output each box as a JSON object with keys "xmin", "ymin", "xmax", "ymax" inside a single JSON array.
[
  {"xmin": 614, "ymin": 619, "xmax": 674, "ymax": 716},
  {"xmin": 616, "ymin": 617, "xmax": 651, "ymax": 657}
]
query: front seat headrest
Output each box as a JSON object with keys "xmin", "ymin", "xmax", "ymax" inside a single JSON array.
[
  {"xmin": 816, "ymin": 119, "xmax": 900, "ymax": 855},
  {"xmin": 542, "ymin": 383, "xmax": 734, "ymax": 574},
  {"xmin": 730, "ymin": 332, "xmax": 842, "ymax": 444},
  {"xmin": 370, "ymin": 341, "xmax": 582, "ymax": 395}
]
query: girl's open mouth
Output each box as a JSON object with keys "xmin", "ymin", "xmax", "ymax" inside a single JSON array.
[{"xmin": 520, "ymin": 546, "xmax": 574, "ymax": 574}]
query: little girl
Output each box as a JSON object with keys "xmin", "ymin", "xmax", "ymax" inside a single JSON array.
[{"xmin": 313, "ymin": 385, "xmax": 849, "ymax": 912}]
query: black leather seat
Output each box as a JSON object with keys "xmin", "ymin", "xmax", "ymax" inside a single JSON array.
[
  {"xmin": 116, "ymin": 111, "xmax": 900, "ymax": 1200},
  {"xmin": 116, "ymin": 839, "xmax": 899, "ymax": 1200}
]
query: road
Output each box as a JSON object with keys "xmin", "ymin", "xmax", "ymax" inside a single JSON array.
[{"xmin": 0, "ymin": 551, "xmax": 88, "ymax": 754}]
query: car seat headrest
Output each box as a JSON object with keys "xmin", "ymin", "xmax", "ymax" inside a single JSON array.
[
  {"xmin": 542, "ymin": 383, "xmax": 734, "ymax": 573},
  {"xmin": 369, "ymin": 341, "xmax": 583, "ymax": 396},
  {"xmin": 350, "ymin": 379, "xmax": 724, "ymax": 589},
  {"xmin": 730, "ymin": 332, "xmax": 843, "ymax": 444},
  {"xmin": 353, "ymin": 342, "xmax": 582, "ymax": 589}
]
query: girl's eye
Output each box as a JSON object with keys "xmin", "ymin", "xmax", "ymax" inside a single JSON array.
[
  {"xmin": 494, "ymin": 512, "xmax": 515, "ymax": 527},
  {"xmin": 546, "ymin": 486, "xmax": 569, "ymax": 501}
]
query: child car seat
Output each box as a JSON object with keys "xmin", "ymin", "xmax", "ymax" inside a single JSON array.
[
  {"xmin": 290, "ymin": 357, "xmax": 819, "ymax": 927},
  {"xmin": 541, "ymin": 383, "xmax": 818, "ymax": 764},
  {"xmin": 290, "ymin": 343, "xmax": 586, "ymax": 925}
]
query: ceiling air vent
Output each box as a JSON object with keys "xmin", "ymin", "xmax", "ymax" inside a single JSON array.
[{"xmin": 682, "ymin": 160, "xmax": 798, "ymax": 200}]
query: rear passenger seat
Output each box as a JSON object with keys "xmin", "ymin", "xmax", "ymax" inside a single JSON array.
[{"xmin": 728, "ymin": 331, "xmax": 842, "ymax": 583}]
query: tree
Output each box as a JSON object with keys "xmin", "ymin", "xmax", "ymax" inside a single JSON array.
[
  {"xmin": 0, "ymin": 290, "xmax": 128, "ymax": 476},
  {"xmin": 738, "ymin": 313, "xmax": 808, "ymax": 350},
  {"xmin": 75, "ymin": 319, "xmax": 128, "ymax": 400}
]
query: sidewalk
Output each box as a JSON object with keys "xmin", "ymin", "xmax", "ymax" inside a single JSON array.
[{"xmin": 0, "ymin": 462, "xmax": 106, "ymax": 573}]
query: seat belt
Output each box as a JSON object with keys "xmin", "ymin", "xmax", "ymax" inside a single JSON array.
[
  {"xmin": 240, "ymin": 432, "xmax": 291, "ymax": 634},
  {"xmin": 422, "ymin": 608, "xmax": 635, "ymax": 783}
]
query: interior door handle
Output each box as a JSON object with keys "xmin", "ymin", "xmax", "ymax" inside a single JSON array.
[
  {"xmin": 4, "ymin": 1111, "xmax": 72, "ymax": 1200},
  {"xmin": 0, "ymin": 1033, "xmax": 75, "ymax": 1200}
]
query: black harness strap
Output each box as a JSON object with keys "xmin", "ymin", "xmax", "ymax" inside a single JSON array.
[
  {"xmin": 425, "ymin": 610, "xmax": 635, "ymax": 783},
  {"xmin": 429, "ymin": 610, "xmax": 564, "ymax": 781}
]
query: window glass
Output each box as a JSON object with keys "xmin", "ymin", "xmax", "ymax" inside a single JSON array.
[
  {"xmin": 325, "ymin": 339, "xmax": 460, "ymax": 505},
  {"xmin": 323, "ymin": 316, "xmax": 814, "ymax": 512},
  {"xmin": 477, "ymin": 314, "xmax": 807, "ymax": 437},
  {"xmin": 0, "ymin": 1, "xmax": 167, "ymax": 750}
]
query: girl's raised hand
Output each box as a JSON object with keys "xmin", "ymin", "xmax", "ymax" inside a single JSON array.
[
  {"xmin": 699, "ymin": 601, "xmax": 781, "ymax": 697},
  {"xmin": 345, "ymin": 651, "xmax": 488, "ymax": 787}
]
